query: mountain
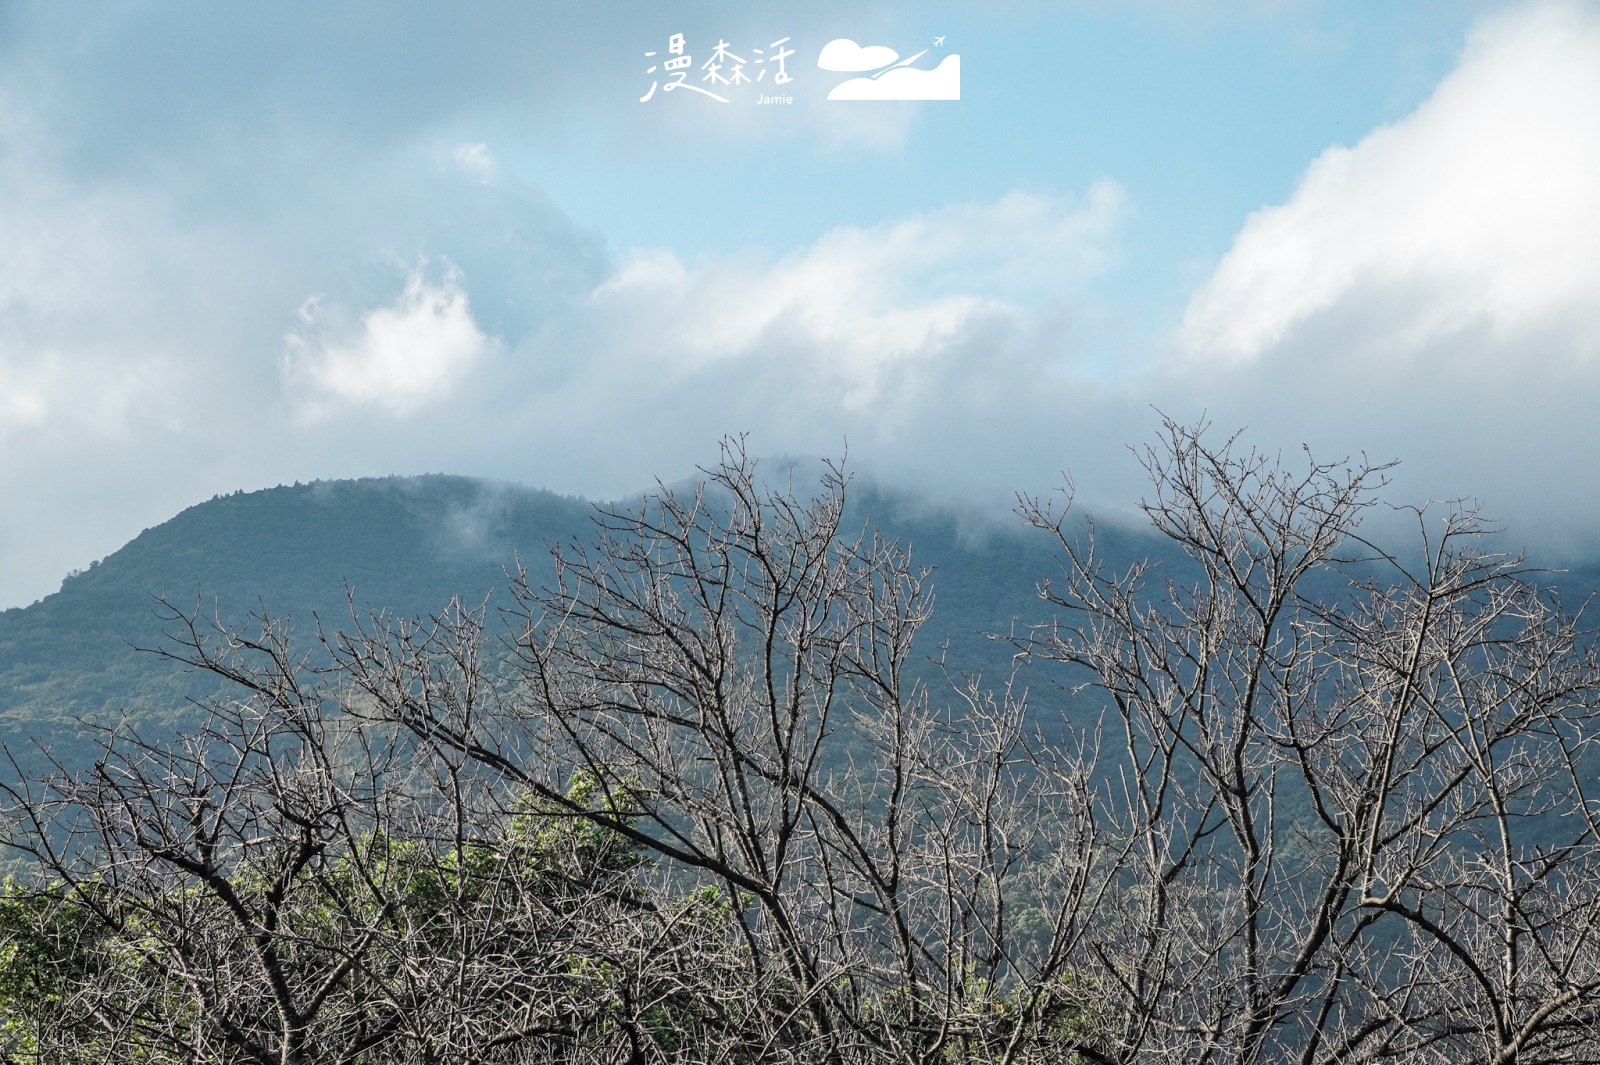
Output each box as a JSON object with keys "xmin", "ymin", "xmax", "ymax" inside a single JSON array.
[
  {"xmin": 0, "ymin": 473, "xmax": 1085, "ymax": 768},
  {"xmin": 13, "ymin": 468, "xmax": 1596, "ymax": 775}
]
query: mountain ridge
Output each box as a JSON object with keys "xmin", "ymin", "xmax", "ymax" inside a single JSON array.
[{"xmin": 0, "ymin": 470, "xmax": 1078, "ymax": 766}]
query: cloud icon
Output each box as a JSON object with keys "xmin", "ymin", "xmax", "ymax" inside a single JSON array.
[
  {"xmin": 817, "ymin": 39, "xmax": 901, "ymax": 72},
  {"xmin": 828, "ymin": 54, "xmax": 960, "ymax": 101}
]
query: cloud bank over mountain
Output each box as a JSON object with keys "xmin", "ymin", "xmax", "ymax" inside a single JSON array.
[{"xmin": 0, "ymin": 1, "xmax": 1596, "ymax": 608}]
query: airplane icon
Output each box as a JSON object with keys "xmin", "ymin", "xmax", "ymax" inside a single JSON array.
[{"xmin": 934, "ymin": 36, "xmax": 945, "ymax": 47}]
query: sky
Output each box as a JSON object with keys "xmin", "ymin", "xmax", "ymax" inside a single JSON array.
[{"xmin": 2, "ymin": 0, "xmax": 1598, "ymax": 608}]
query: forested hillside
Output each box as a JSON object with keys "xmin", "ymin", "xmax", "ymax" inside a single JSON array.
[
  {"xmin": 9, "ymin": 465, "xmax": 1600, "ymax": 773},
  {"xmin": 0, "ymin": 470, "xmax": 1106, "ymax": 766}
]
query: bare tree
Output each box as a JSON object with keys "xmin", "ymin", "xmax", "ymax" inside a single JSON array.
[
  {"xmin": 1021, "ymin": 416, "xmax": 1600, "ymax": 1064},
  {"xmin": 325, "ymin": 438, "xmax": 1108, "ymax": 1065},
  {"xmin": 0, "ymin": 600, "xmax": 764, "ymax": 1065},
  {"xmin": 14, "ymin": 422, "xmax": 1596, "ymax": 1065},
  {"xmin": 1, "ymin": 440, "xmax": 1107, "ymax": 1065}
]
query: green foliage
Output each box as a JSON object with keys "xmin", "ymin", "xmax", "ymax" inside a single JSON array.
[
  {"xmin": 0, "ymin": 764, "xmax": 763, "ymax": 1064},
  {"xmin": 510, "ymin": 769, "xmax": 647, "ymax": 877},
  {"xmin": 0, "ymin": 879, "xmax": 78, "ymax": 1060}
]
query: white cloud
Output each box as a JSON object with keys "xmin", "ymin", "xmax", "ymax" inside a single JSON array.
[
  {"xmin": 17, "ymin": 0, "xmax": 1597, "ymax": 619},
  {"xmin": 0, "ymin": 356, "xmax": 57, "ymax": 442},
  {"xmin": 570, "ymin": 182, "xmax": 1124, "ymax": 411},
  {"xmin": 1152, "ymin": 1, "xmax": 1600, "ymax": 560},
  {"xmin": 451, "ymin": 142, "xmax": 496, "ymax": 180},
  {"xmin": 1181, "ymin": 0, "xmax": 1600, "ymax": 369},
  {"xmin": 0, "ymin": 116, "xmax": 594, "ymax": 608},
  {"xmin": 0, "ymin": 159, "xmax": 209, "ymax": 454},
  {"xmin": 284, "ymin": 264, "xmax": 490, "ymax": 419},
  {"xmin": 0, "ymin": 351, "xmax": 175, "ymax": 448}
]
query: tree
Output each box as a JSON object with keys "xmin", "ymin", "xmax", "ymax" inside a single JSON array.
[
  {"xmin": 2, "ymin": 439, "xmax": 1104, "ymax": 1064},
  {"xmin": 326, "ymin": 438, "xmax": 1105, "ymax": 1065},
  {"xmin": 1021, "ymin": 416, "xmax": 1600, "ymax": 1063},
  {"xmin": 0, "ymin": 601, "xmax": 755, "ymax": 1065},
  {"xmin": 10, "ymin": 421, "xmax": 1600, "ymax": 1064}
]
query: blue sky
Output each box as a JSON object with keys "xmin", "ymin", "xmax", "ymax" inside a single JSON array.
[
  {"xmin": 1, "ymin": 0, "xmax": 1597, "ymax": 608},
  {"xmin": 544, "ymin": 6, "xmax": 1465, "ymax": 245}
]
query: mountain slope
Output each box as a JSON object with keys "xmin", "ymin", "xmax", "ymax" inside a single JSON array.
[
  {"xmin": 8, "ymin": 467, "xmax": 1600, "ymax": 774},
  {"xmin": 0, "ymin": 476, "xmax": 596, "ymax": 756},
  {"xmin": 0, "ymin": 473, "xmax": 1082, "ymax": 765}
]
